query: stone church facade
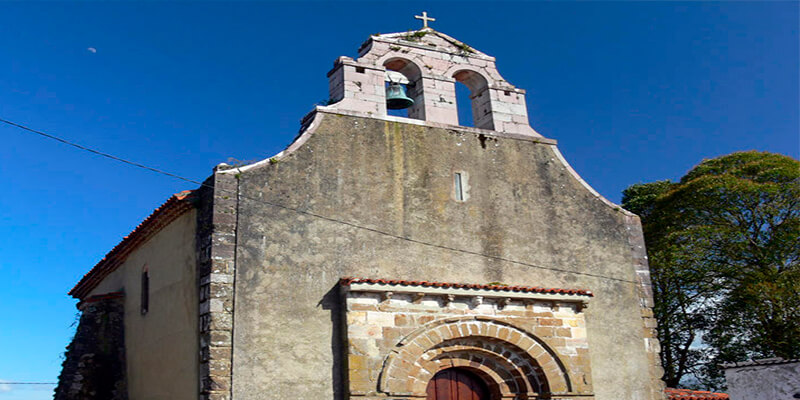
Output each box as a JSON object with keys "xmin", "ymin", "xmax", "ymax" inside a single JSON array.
[{"xmin": 58, "ymin": 22, "xmax": 665, "ymax": 400}]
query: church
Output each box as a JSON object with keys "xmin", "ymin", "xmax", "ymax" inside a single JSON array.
[{"xmin": 56, "ymin": 14, "xmax": 667, "ymax": 400}]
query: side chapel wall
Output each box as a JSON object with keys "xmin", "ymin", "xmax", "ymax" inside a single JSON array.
[{"xmin": 82, "ymin": 211, "xmax": 199, "ymax": 400}]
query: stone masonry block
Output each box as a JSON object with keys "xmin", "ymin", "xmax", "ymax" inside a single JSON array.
[
  {"xmin": 348, "ymin": 324, "xmax": 382, "ymax": 339},
  {"xmin": 209, "ymin": 298, "xmax": 225, "ymax": 313},
  {"xmin": 209, "ymin": 312, "xmax": 232, "ymax": 331},
  {"xmin": 209, "ymin": 330, "xmax": 232, "ymax": 347},
  {"xmin": 366, "ymin": 311, "xmax": 395, "ymax": 326}
]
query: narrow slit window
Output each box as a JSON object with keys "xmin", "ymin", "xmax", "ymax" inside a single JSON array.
[
  {"xmin": 454, "ymin": 172, "xmax": 464, "ymax": 202},
  {"xmin": 141, "ymin": 268, "xmax": 149, "ymax": 315}
]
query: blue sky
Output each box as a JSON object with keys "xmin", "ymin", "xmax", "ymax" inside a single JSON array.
[{"xmin": 0, "ymin": 2, "xmax": 797, "ymax": 398}]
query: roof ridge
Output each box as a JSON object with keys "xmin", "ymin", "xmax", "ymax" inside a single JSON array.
[
  {"xmin": 721, "ymin": 357, "xmax": 800, "ymax": 368},
  {"xmin": 68, "ymin": 190, "xmax": 196, "ymax": 300}
]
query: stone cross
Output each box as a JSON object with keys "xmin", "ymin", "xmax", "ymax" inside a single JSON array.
[{"xmin": 415, "ymin": 11, "xmax": 436, "ymax": 29}]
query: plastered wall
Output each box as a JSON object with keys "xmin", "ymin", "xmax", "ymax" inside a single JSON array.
[
  {"xmin": 226, "ymin": 113, "xmax": 663, "ymax": 400},
  {"xmin": 88, "ymin": 210, "xmax": 199, "ymax": 400}
]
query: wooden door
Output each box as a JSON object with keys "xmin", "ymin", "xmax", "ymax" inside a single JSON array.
[{"xmin": 426, "ymin": 368, "xmax": 490, "ymax": 400}]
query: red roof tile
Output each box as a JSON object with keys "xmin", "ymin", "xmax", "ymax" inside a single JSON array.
[
  {"xmin": 68, "ymin": 191, "xmax": 195, "ymax": 300},
  {"xmin": 666, "ymin": 388, "xmax": 730, "ymax": 400},
  {"xmin": 339, "ymin": 277, "xmax": 593, "ymax": 296}
]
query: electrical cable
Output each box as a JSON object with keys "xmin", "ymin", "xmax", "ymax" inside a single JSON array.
[
  {"xmin": 0, "ymin": 118, "xmax": 204, "ymax": 186},
  {"xmin": 1, "ymin": 117, "xmax": 641, "ymax": 285}
]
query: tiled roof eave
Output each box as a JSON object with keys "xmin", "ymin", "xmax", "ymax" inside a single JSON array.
[
  {"xmin": 68, "ymin": 191, "xmax": 195, "ymax": 300},
  {"xmin": 340, "ymin": 277, "xmax": 593, "ymax": 298},
  {"xmin": 721, "ymin": 357, "xmax": 800, "ymax": 368},
  {"xmin": 665, "ymin": 388, "xmax": 730, "ymax": 400}
]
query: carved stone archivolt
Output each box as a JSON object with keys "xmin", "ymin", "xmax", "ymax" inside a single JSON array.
[
  {"xmin": 340, "ymin": 278, "xmax": 595, "ymax": 399},
  {"xmin": 381, "ymin": 317, "xmax": 571, "ymax": 398}
]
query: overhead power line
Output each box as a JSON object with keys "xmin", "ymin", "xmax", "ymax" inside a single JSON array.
[
  {"xmin": 0, "ymin": 118, "xmax": 203, "ymax": 186},
  {"xmin": 1, "ymin": 382, "xmax": 57, "ymax": 385},
  {"xmin": 1, "ymin": 117, "xmax": 640, "ymax": 285}
]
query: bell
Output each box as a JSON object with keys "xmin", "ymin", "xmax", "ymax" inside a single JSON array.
[{"xmin": 385, "ymin": 82, "xmax": 415, "ymax": 110}]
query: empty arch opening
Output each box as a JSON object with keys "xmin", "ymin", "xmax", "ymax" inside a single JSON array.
[
  {"xmin": 455, "ymin": 81, "xmax": 474, "ymax": 127},
  {"xmin": 453, "ymin": 70, "xmax": 492, "ymax": 129}
]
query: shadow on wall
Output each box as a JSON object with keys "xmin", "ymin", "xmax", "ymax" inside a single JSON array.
[{"xmin": 318, "ymin": 285, "xmax": 346, "ymax": 400}]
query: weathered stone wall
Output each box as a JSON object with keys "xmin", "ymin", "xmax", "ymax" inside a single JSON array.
[
  {"xmin": 227, "ymin": 111, "xmax": 663, "ymax": 400},
  {"xmin": 724, "ymin": 359, "xmax": 800, "ymax": 400},
  {"xmin": 55, "ymin": 294, "xmax": 127, "ymax": 400}
]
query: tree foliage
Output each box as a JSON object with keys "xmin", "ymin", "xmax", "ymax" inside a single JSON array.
[{"xmin": 622, "ymin": 151, "xmax": 800, "ymax": 389}]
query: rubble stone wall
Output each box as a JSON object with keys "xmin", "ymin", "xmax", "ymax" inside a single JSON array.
[{"xmin": 55, "ymin": 295, "xmax": 127, "ymax": 400}]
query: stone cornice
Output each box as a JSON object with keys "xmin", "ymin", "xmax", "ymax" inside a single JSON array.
[{"xmin": 340, "ymin": 277, "xmax": 592, "ymax": 308}]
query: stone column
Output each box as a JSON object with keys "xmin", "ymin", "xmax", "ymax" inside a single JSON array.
[
  {"xmin": 327, "ymin": 56, "xmax": 387, "ymax": 116},
  {"xmin": 625, "ymin": 214, "xmax": 667, "ymax": 400},
  {"xmin": 196, "ymin": 167, "xmax": 239, "ymax": 400},
  {"xmin": 418, "ymin": 76, "xmax": 458, "ymax": 124},
  {"xmin": 486, "ymin": 87, "xmax": 534, "ymax": 135},
  {"xmin": 471, "ymin": 86, "xmax": 494, "ymax": 130}
]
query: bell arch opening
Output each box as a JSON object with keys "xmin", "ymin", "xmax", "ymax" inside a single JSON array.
[
  {"xmin": 384, "ymin": 57, "xmax": 424, "ymax": 120},
  {"xmin": 452, "ymin": 69, "xmax": 492, "ymax": 130},
  {"xmin": 454, "ymin": 81, "xmax": 474, "ymax": 127}
]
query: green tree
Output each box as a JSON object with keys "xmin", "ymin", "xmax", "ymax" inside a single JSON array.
[{"xmin": 622, "ymin": 151, "xmax": 800, "ymax": 390}]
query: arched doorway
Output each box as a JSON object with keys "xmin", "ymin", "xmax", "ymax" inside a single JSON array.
[
  {"xmin": 378, "ymin": 318, "xmax": 575, "ymax": 397},
  {"xmin": 426, "ymin": 368, "xmax": 490, "ymax": 400}
]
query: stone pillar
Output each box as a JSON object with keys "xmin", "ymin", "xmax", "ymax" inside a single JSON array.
[
  {"xmin": 404, "ymin": 75, "xmax": 426, "ymax": 121},
  {"xmin": 196, "ymin": 167, "xmax": 239, "ymax": 400},
  {"xmin": 486, "ymin": 87, "xmax": 534, "ymax": 135},
  {"xmin": 418, "ymin": 77, "xmax": 458, "ymax": 124},
  {"xmin": 327, "ymin": 56, "xmax": 387, "ymax": 116},
  {"xmin": 471, "ymin": 86, "xmax": 494, "ymax": 130},
  {"xmin": 625, "ymin": 214, "xmax": 667, "ymax": 400},
  {"xmin": 55, "ymin": 293, "xmax": 127, "ymax": 400}
]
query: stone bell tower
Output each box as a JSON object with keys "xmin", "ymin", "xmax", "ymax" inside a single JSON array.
[{"xmin": 325, "ymin": 16, "xmax": 540, "ymax": 136}]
